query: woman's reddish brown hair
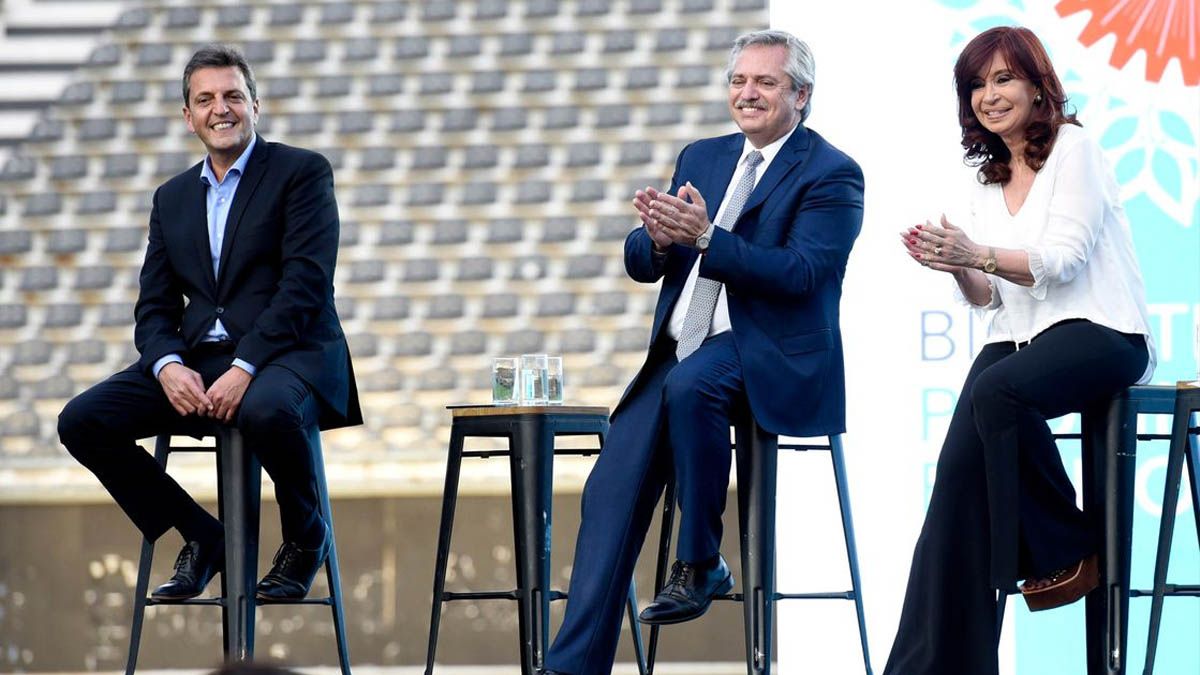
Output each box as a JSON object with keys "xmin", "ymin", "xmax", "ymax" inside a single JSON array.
[{"xmin": 953, "ymin": 26, "xmax": 1079, "ymax": 185}]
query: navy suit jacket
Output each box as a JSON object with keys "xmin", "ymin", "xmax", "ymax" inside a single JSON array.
[
  {"xmin": 618, "ymin": 125, "xmax": 864, "ymax": 437},
  {"xmin": 130, "ymin": 139, "xmax": 361, "ymax": 430}
]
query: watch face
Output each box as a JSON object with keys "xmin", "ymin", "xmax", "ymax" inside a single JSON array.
[
  {"xmin": 696, "ymin": 234, "xmax": 710, "ymax": 250},
  {"xmin": 984, "ymin": 260, "xmax": 997, "ymax": 273}
]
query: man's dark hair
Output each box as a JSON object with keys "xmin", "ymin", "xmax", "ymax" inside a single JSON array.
[{"xmin": 182, "ymin": 44, "xmax": 257, "ymax": 104}]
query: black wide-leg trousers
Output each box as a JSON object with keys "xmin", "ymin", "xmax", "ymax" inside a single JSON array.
[
  {"xmin": 884, "ymin": 320, "xmax": 1148, "ymax": 675},
  {"xmin": 58, "ymin": 349, "xmax": 324, "ymax": 546}
]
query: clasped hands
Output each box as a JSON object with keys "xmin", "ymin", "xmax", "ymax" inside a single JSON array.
[
  {"xmin": 158, "ymin": 362, "xmax": 251, "ymax": 423},
  {"xmin": 633, "ymin": 182, "xmax": 711, "ymax": 251},
  {"xmin": 900, "ymin": 214, "xmax": 982, "ymax": 272}
]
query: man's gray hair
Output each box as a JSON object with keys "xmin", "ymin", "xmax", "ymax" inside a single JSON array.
[
  {"xmin": 726, "ymin": 30, "xmax": 816, "ymax": 122},
  {"xmin": 182, "ymin": 44, "xmax": 257, "ymax": 104}
]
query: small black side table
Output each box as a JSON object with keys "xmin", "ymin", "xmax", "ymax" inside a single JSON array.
[{"xmin": 424, "ymin": 405, "xmax": 647, "ymax": 675}]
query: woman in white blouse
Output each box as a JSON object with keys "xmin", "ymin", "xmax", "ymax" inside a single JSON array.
[{"xmin": 884, "ymin": 26, "xmax": 1154, "ymax": 675}]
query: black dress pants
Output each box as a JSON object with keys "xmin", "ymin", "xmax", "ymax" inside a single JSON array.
[
  {"xmin": 884, "ymin": 320, "xmax": 1148, "ymax": 675},
  {"xmin": 58, "ymin": 349, "xmax": 324, "ymax": 546}
]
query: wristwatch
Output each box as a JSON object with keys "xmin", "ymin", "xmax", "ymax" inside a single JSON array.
[
  {"xmin": 695, "ymin": 223, "xmax": 715, "ymax": 252},
  {"xmin": 982, "ymin": 246, "xmax": 997, "ymax": 274}
]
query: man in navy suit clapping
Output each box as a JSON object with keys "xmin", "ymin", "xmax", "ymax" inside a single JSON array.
[{"xmin": 543, "ymin": 30, "xmax": 864, "ymax": 675}]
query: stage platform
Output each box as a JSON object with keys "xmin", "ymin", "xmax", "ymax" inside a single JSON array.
[{"xmin": 52, "ymin": 666, "xmax": 748, "ymax": 675}]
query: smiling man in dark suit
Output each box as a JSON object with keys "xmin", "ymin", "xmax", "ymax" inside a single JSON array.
[
  {"xmin": 58, "ymin": 45, "xmax": 360, "ymax": 602},
  {"xmin": 542, "ymin": 30, "xmax": 864, "ymax": 675}
]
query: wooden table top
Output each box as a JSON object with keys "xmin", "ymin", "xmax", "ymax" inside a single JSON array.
[{"xmin": 448, "ymin": 404, "xmax": 610, "ymax": 418}]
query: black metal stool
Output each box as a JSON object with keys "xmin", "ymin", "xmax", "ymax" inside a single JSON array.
[
  {"xmin": 125, "ymin": 425, "xmax": 351, "ymax": 674},
  {"xmin": 646, "ymin": 419, "xmax": 871, "ymax": 675},
  {"xmin": 1140, "ymin": 383, "xmax": 1200, "ymax": 674},
  {"xmin": 424, "ymin": 405, "xmax": 647, "ymax": 675},
  {"xmin": 991, "ymin": 384, "xmax": 1193, "ymax": 675}
]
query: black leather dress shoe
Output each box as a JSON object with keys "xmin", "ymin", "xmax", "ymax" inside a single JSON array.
[
  {"xmin": 151, "ymin": 538, "xmax": 224, "ymax": 600},
  {"xmin": 255, "ymin": 528, "xmax": 330, "ymax": 601},
  {"xmin": 638, "ymin": 555, "xmax": 733, "ymax": 625}
]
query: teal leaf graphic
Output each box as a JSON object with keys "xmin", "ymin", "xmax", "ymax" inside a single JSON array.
[
  {"xmin": 1100, "ymin": 117, "xmax": 1138, "ymax": 149},
  {"xmin": 1151, "ymin": 150, "xmax": 1181, "ymax": 200},
  {"xmin": 1068, "ymin": 94, "xmax": 1088, "ymax": 114},
  {"xmin": 970, "ymin": 15, "xmax": 1018, "ymax": 31},
  {"xmin": 1114, "ymin": 149, "xmax": 1144, "ymax": 185},
  {"xmin": 1159, "ymin": 112, "xmax": 1195, "ymax": 146}
]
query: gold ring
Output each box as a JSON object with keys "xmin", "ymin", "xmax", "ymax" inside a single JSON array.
[{"xmin": 934, "ymin": 245, "xmax": 943, "ymax": 255}]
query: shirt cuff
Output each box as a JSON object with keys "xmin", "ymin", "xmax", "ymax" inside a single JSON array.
[
  {"xmin": 152, "ymin": 354, "xmax": 183, "ymax": 379},
  {"xmin": 231, "ymin": 358, "xmax": 257, "ymax": 377},
  {"xmin": 1024, "ymin": 247, "xmax": 1049, "ymax": 300}
]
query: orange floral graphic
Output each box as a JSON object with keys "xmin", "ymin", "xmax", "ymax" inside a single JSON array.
[{"xmin": 1057, "ymin": 0, "xmax": 1199, "ymax": 85}]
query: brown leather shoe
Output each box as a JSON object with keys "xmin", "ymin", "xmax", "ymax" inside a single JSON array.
[{"xmin": 1020, "ymin": 554, "xmax": 1099, "ymax": 612}]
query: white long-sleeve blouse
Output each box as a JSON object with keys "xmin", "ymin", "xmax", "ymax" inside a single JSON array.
[{"xmin": 964, "ymin": 123, "xmax": 1156, "ymax": 383}]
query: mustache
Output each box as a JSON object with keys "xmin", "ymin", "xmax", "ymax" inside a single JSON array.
[{"xmin": 735, "ymin": 101, "xmax": 766, "ymax": 110}]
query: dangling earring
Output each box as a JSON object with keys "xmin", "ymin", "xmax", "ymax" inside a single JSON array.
[{"xmin": 1034, "ymin": 92, "xmax": 1043, "ymax": 104}]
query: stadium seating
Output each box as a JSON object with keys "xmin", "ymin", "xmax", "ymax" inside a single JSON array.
[{"xmin": 0, "ymin": 0, "xmax": 768, "ymax": 464}]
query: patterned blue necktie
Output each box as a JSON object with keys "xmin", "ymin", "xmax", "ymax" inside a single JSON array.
[{"xmin": 675, "ymin": 150, "xmax": 763, "ymax": 360}]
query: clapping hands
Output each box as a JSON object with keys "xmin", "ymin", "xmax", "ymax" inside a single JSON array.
[{"xmin": 901, "ymin": 214, "xmax": 982, "ymax": 272}]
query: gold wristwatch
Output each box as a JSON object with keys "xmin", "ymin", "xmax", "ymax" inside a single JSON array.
[{"xmin": 982, "ymin": 247, "xmax": 997, "ymax": 274}]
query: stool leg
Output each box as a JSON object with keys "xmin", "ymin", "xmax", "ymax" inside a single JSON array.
[
  {"xmin": 125, "ymin": 435, "xmax": 172, "ymax": 675},
  {"xmin": 510, "ymin": 416, "xmax": 554, "ymax": 675},
  {"xmin": 735, "ymin": 422, "xmax": 777, "ymax": 675},
  {"xmin": 647, "ymin": 479, "xmax": 677, "ymax": 675},
  {"xmin": 603, "ymin": 421, "xmax": 649, "ymax": 675},
  {"xmin": 424, "ymin": 424, "xmax": 466, "ymax": 675},
  {"xmin": 1143, "ymin": 405, "xmax": 1192, "ymax": 675},
  {"xmin": 309, "ymin": 429, "xmax": 352, "ymax": 675},
  {"xmin": 829, "ymin": 435, "xmax": 872, "ymax": 674},
  {"xmin": 217, "ymin": 429, "xmax": 261, "ymax": 662},
  {"xmin": 626, "ymin": 581, "xmax": 647, "ymax": 675},
  {"xmin": 1186, "ymin": 412, "xmax": 1200, "ymax": 559},
  {"xmin": 994, "ymin": 591, "xmax": 1007, "ymax": 649},
  {"xmin": 1089, "ymin": 393, "xmax": 1134, "ymax": 675}
]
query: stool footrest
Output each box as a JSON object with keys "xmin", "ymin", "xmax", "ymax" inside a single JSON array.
[
  {"xmin": 257, "ymin": 597, "xmax": 336, "ymax": 606},
  {"xmin": 776, "ymin": 591, "xmax": 857, "ymax": 600},
  {"xmin": 443, "ymin": 590, "xmax": 520, "ymax": 601},
  {"xmin": 711, "ymin": 590, "xmax": 857, "ymax": 602},
  {"xmin": 1131, "ymin": 585, "xmax": 1200, "ymax": 598},
  {"xmin": 441, "ymin": 589, "xmax": 570, "ymax": 602},
  {"xmin": 145, "ymin": 597, "xmax": 224, "ymax": 606},
  {"xmin": 461, "ymin": 448, "xmax": 599, "ymax": 459}
]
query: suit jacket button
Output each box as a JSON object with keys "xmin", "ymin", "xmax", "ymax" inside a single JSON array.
[{"xmin": 216, "ymin": 307, "xmax": 224, "ymax": 315}]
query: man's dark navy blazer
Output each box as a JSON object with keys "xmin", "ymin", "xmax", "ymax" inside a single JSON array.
[
  {"xmin": 131, "ymin": 138, "xmax": 360, "ymax": 429},
  {"xmin": 620, "ymin": 124, "xmax": 864, "ymax": 437}
]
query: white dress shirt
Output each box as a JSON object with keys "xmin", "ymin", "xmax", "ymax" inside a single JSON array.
[
  {"xmin": 963, "ymin": 124, "xmax": 1156, "ymax": 383},
  {"xmin": 667, "ymin": 124, "xmax": 799, "ymax": 341}
]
